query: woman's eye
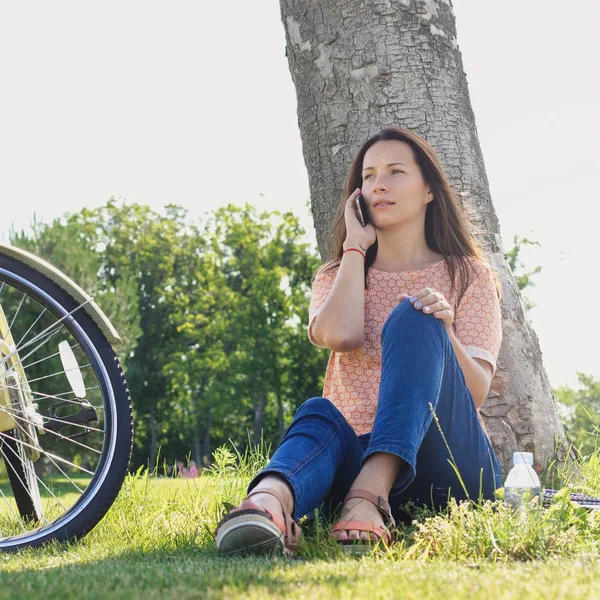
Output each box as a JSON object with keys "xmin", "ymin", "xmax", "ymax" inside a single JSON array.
[
  {"xmin": 363, "ymin": 174, "xmax": 373, "ymax": 180},
  {"xmin": 391, "ymin": 169, "xmax": 403, "ymax": 175}
]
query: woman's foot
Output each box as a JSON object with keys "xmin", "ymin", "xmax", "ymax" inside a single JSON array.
[
  {"xmin": 333, "ymin": 453, "xmax": 401, "ymax": 543},
  {"xmin": 215, "ymin": 476, "xmax": 300, "ymax": 555},
  {"xmin": 333, "ymin": 492, "xmax": 389, "ymax": 542},
  {"xmin": 245, "ymin": 479, "xmax": 294, "ymax": 522}
]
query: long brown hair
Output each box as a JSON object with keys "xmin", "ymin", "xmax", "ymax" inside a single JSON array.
[{"xmin": 319, "ymin": 127, "xmax": 500, "ymax": 305}]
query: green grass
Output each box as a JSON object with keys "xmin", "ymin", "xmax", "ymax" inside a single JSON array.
[{"xmin": 2, "ymin": 446, "xmax": 600, "ymax": 599}]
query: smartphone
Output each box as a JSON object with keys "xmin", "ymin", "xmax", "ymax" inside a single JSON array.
[{"xmin": 355, "ymin": 194, "xmax": 369, "ymax": 227}]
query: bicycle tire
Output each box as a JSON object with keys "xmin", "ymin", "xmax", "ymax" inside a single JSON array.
[{"xmin": 0, "ymin": 254, "xmax": 133, "ymax": 552}]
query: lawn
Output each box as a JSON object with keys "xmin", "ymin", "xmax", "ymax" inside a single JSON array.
[{"xmin": 1, "ymin": 449, "xmax": 600, "ymax": 599}]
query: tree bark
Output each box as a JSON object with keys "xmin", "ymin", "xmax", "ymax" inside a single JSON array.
[
  {"xmin": 253, "ymin": 394, "xmax": 267, "ymax": 447},
  {"xmin": 202, "ymin": 406, "xmax": 212, "ymax": 467},
  {"xmin": 279, "ymin": 0, "xmax": 574, "ymax": 475},
  {"xmin": 149, "ymin": 409, "xmax": 158, "ymax": 472},
  {"xmin": 194, "ymin": 425, "xmax": 201, "ymax": 468}
]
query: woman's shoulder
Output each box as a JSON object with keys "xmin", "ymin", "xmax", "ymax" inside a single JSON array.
[
  {"xmin": 446, "ymin": 254, "xmax": 494, "ymax": 277},
  {"xmin": 451, "ymin": 254, "xmax": 501, "ymax": 300}
]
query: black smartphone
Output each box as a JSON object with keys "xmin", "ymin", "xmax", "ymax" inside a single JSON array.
[{"xmin": 355, "ymin": 194, "xmax": 369, "ymax": 227}]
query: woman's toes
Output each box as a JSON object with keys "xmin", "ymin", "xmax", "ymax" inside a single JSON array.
[{"xmin": 335, "ymin": 528, "xmax": 349, "ymax": 541}]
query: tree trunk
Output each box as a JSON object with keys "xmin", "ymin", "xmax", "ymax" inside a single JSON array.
[
  {"xmin": 194, "ymin": 425, "xmax": 201, "ymax": 468},
  {"xmin": 279, "ymin": 0, "xmax": 574, "ymax": 475},
  {"xmin": 277, "ymin": 395, "xmax": 285, "ymax": 442},
  {"xmin": 202, "ymin": 407, "xmax": 212, "ymax": 467},
  {"xmin": 253, "ymin": 394, "xmax": 267, "ymax": 447},
  {"xmin": 149, "ymin": 409, "xmax": 158, "ymax": 472}
]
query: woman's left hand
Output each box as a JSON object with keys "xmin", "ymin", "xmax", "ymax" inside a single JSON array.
[{"xmin": 398, "ymin": 288, "xmax": 454, "ymax": 330}]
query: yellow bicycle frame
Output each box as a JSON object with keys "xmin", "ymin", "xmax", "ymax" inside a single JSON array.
[
  {"xmin": 0, "ymin": 303, "xmax": 18, "ymax": 432},
  {"xmin": 0, "ymin": 303, "xmax": 40, "ymax": 460}
]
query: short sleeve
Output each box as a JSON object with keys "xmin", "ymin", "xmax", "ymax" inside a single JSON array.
[
  {"xmin": 308, "ymin": 265, "xmax": 338, "ymax": 348},
  {"xmin": 453, "ymin": 262, "xmax": 502, "ymax": 376}
]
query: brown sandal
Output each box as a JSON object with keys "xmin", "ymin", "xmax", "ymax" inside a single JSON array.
[
  {"xmin": 215, "ymin": 488, "xmax": 301, "ymax": 556},
  {"xmin": 332, "ymin": 489, "xmax": 396, "ymax": 549}
]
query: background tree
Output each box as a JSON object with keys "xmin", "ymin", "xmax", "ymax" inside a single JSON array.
[
  {"xmin": 505, "ymin": 235, "xmax": 543, "ymax": 312},
  {"xmin": 278, "ymin": 0, "xmax": 572, "ymax": 474},
  {"xmin": 555, "ymin": 373, "xmax": 600, "ymax": 458},
  {"xmin": 163, "ymin": 204, "xmax": 326, "ymax": 462}
]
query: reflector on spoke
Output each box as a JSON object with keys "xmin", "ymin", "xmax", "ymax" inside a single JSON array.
[{"xmin": 58, "ymin": 341, "xmax": 86, "ymax": 399}]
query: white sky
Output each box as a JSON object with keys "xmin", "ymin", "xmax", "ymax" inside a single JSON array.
[{"xmin": 1, "ymin": 1, "xmax": 598, "ymax": 389}]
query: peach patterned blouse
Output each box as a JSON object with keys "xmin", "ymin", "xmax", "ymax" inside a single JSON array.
[{"xmin": 308, "ymin": 257, "xmax": 502, "ymax": 436}]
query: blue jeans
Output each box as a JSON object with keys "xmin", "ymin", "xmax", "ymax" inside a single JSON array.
[{"xmin": 248, "ymin": 299, "xmax": 503, "ymax": 522}]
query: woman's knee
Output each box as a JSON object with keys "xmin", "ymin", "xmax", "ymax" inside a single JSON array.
[
  {"xmin": 296, "ymin": 397, "xmax": 342, "ymax": 421},
  {"xmin": 382, "ymin": 298, "xmax": 444, "ymax": 340}
]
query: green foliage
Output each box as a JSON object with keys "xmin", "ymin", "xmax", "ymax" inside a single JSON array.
[
  {"xmin": 406, "ymin": 490, "xmax": 599, "ymax": 561},
  {"xmin": 555, "ymin": 373, "xmax": 600, "ymax": 458},
  {"xmin": 504, "ymin": 234, "xmax": 542, "ymax": 311}
]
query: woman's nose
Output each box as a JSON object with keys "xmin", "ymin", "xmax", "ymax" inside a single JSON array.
[{"xmin": 373, "ymin": 176, "xmax": 388, "ymax": 191}]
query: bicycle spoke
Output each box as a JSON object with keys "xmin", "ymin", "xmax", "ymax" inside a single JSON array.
[
  {"xmin": 0, "ymin": 436, "xmax": 47, "ymax": 523},
  {"xmin": 21, "ymin": 343, "xmax": 81, "ymax": 371},
  {"xmin": 0, "ymin": 405, "xmax": 103, "ymax": 454},
  {"xmin": 0, "ymin": 436, "xmax": 65, "ymax": 514},
  {"xmin": 3, "ymin": 430, "xmax": 85, "ymax": 499},
  {"xmin": 16, "ymin": 307, "xmax": 48, "ymax": 348},
  {"xmin": 3, "ymin": 428, "xmax": 86, "ymax": 498},
  {"xmin": 0, "ymin": 326, "xmax": 65, "ymax": 383},
  {"xmin": 0, "ymin": 430, "xmax": 94, "ymax": 476},
  {"xmin": 0, "ymin": 298, "xmax": 92, "ymax": 371},
  {"xmin": 0, "ymin": 445, "xmax": 32, "ymax": 507},
  {"xmin": 0, "ymin": 384, "xmax": 104, "ymax": 411},
  {"xmin": 25, "ymin": 363, "xmax": 92, "ymax": 385},
  {"xmin": 42, "ymin": 385, "xmax": 100, "ymax": 399},
  {"xmin": 0, "ymin": 398, "xmax": 43, "ymax": 458},
  {"xmin": 0, "ymin": 486, "xmax": 27, "ymax": 533},
  {"xmin": 9, "ymin": 293, "xmax": 26, "ymax": 331},
  {"xmin": 0, "ymin": 398, "xmax": 104, "ymax": 433}
]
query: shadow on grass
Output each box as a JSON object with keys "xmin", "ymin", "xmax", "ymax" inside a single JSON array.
[{"xmin": 0, "ymin": 540, "xmax": 355, "ymax": 599}]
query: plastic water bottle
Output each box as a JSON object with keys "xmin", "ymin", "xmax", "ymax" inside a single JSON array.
[{"xmin": 504, "ymin": 452, "xmax": 542, "ymax": 510}]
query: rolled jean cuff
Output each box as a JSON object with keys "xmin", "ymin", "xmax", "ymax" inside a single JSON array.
[{"xmin": 361, "ymin": 443, "xmax": 417, "ymax": 494}]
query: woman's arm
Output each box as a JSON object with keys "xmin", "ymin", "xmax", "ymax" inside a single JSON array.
[
  {"xmin": 447, "ymin": 329, "xmax": 493, "ymax": 408},
  {"xmin": 311, "ymin": 247, "xmax": 366, "ymax": 352},
  {"xmin": 311, "ymin": 189, "xmax": 377, "ymax": 352}
]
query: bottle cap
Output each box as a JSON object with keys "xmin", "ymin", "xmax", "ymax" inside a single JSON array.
[{"xmin": 513, "ymin": 452, "xmax": 533, "ymax": 466}]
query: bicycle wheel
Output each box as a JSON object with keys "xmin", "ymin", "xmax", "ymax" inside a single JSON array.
[{"xmin": 0, "ymin": 254, "xmax": 133, "ymax": 551}]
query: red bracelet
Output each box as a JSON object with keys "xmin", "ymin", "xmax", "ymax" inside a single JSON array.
[{"xmin": 343, "ymin": 247, "xmax": 366, "ymax": 260}]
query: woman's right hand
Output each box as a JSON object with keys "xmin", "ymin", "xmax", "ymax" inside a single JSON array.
[{"xmin": 343, "ymin": 188, "xmax": 377, "ymax": 252}]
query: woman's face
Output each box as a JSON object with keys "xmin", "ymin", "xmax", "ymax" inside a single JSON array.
[{"xmin": 361, "ymin": 140, "xmax": 432, "ymax": 229}]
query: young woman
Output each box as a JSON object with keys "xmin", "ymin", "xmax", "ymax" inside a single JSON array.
[{"xmin": 215, "ymin": 127, "xmax": 503, "ymax": 555}]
